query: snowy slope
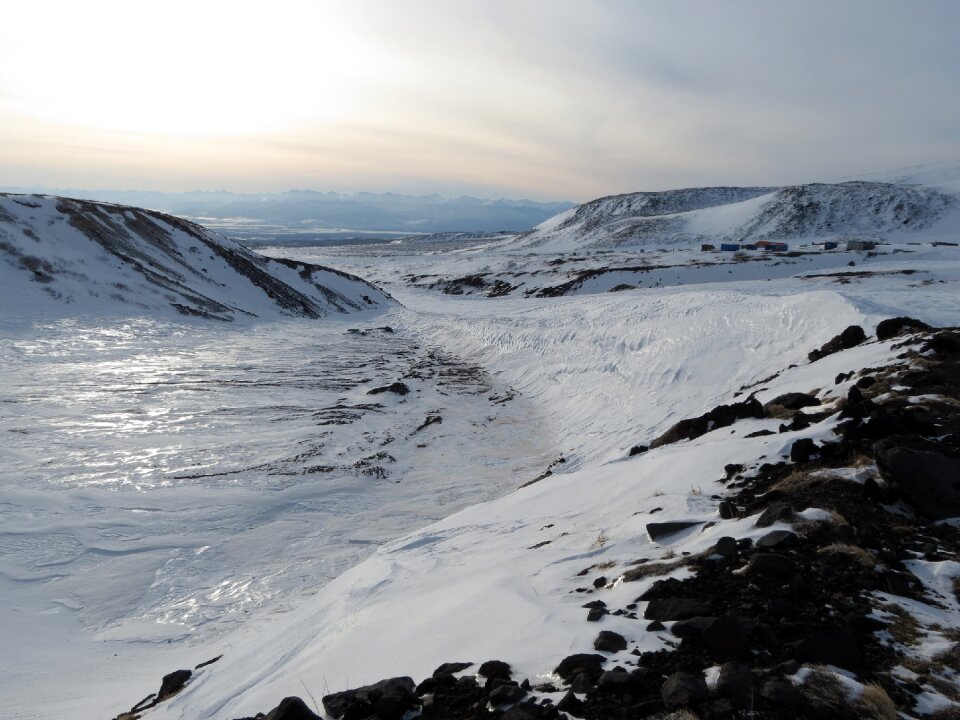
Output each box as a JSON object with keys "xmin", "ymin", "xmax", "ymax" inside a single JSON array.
[
  {"xmin": 516, "ymin": 181, "xmax": 959, "ymax": 251},
  {"xmin": 0, "ymin": 194, "xmax": 392, "ymax": 321},
  {"xmin": 142, "ymin": 259, "xmax": 960, "ymax": 718}
]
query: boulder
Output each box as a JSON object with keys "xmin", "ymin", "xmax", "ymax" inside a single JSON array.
[
  {"xmin": 432, "ymin": 662, "xmax": 472, "ymax": 677},
  {"xmin": 489, "ymin": 683, "xmax": 526, "ymax": 705},
  {"xmin": 746, "ymin": 553, "xmax": 796, "ymax": 579},
  {"xmin": 322, "ymin": 677, "xmax": 417, "ymax": 720},
  {"xmin": 367, "ymin": 382, "xmax": 410, "ymax": 396},
  {"xmin": 792, "ymin": 630, "xmax": 861, "ymax": 671},
  {"xmin": 157, "ymin": 670, "xmax": 192, "ymax": 702},
  {"xmin": 554, "ymin": 654, "xmax": 605, "ymax": 683},
  {"xmin": 760, "ymin": 679, "xmax": 806, "ymax": 707},
  {"xmin": 702, "ymin": 615, "xmax": 752, "ymax": 659},
  {"xmin": 713, "ymin": 536, "xmax": 739, "ymax": 563},
  {"xmin": 716, "ymin": 662, "xmax": 753, "ymax": 709},
  {"xmin": 646, "ymin": 520, "xmax": 702, "ymax": 541},
  {"xmin": 755, "ymin": 530, "xmax": 799, "ymax": 550},
  {"xmin": 661, "ymin": 672, "xmax": 708, "ymax": 710},
  {"xmin": 754, "ymin": 501, "xmax": 794, "ymax": 528},
  {"xmin": 875, "ymin": 437, "xmax": 960, "ymax": 520},
  {"xmin": 808, "ymin": 325, "xmax": 866, "ymax": 362},
  {"xmin": 644, "ymin": 597, "xmax": 711, "ymax": 621},
  {"xmin": 593, "ymin": 630, "xmax": 628, "ymax": 653},
  {"xmin": 263, "ymin": 697, "xmax": 322, "ymax": 720},
  {"xmin": 763, "ymin": 392, "xmax": 820, "ymax": 417},
  {"xmin": 478, "ymin": 660, "xmax": 512, "ymax": 681},
  {"xmin": 650, "ymin": 397, "xmax": 764, "ymax": 448},
  {"xmin": 876, "ymin": 316, "xmax": 930, "ymax": 341},
  {"xmin": 790, "ymin": 438, "xmax": 817, "ymax": 463}
]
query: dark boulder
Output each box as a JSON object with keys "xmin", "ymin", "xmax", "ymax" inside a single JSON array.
[
  {"xmin": 671, "ymin": 616, "xmax": 716, "ymax": 640},
  {"xmin": 644, "ymin": 597, "xmax": 711, "ymax": 621},
  {"xmin": 702, "ymin": 615, "xmax": 753, "ymax": 659},
  {"xmin": 650, "ymin": 397, "xmax": 764, "ymax": 448},
  {"xmin": 554, "ymin": 654, "xmax": 605, "ymax": 683},
  {"xmin": 593, "ymin": 630, "xmax": 628, "ymax": 653},
  {"xmin": 875, "ymin": 436, "xmax": 960, "ymax": 520},
  {"xmin": 755, "ymin": 530, "xmax": 798, "ymax": 550},
  {"xmin": 629, "ymin": 444, "xmax": 649, "ymax": 456},
  {"xmin": 763, "ymin": 392, "xmax": 820, "ymax": 416},
  {"xmin": 157, "ymin": 669, "xmax": 192, "ymax": 702},
  {"xmin": 432, "ymin": 661, "xmax": 472, "ymax": 677},
  {"xmin": 713, "ymin": 536, "xmax": 739, "ymax": 563},
  {"xmin": 367, "ymin": 382, "xmax": 411, "ymax": 396},
  {"xmin": 792, "ymin": 630, "xmax": 861, "ymax": 671},
  {"xmin": 661, "ymin": 672, "xmax": 708, "ymax": 710},
  {"xmin": 718, "ymin": 500, "xmax": 738, "ymax": 520},
  {"xmin": 924, "ymin": 330, "xmax": 960, "ymax": 355},
  {"xmin": 746, "ymin": 553, "xmax": 796, "ymax": 579},
  {"xmin": 322, "ymin": 677, "xmax": 417, "ymax": 720},
  {"xmin": 790, "ymin": 438, "xmax": 818, "ymax": 463},
  {"xmin": 478, "ymin": 660, "xmax": 512, "ymax": 681},
  {"xmin": 760, "ymin": 679, "xmax": 806, "ymax": 707},
  {"xmin": 876, "ymin": 316, "xmax": 930, "ymax": 341},
  {"xmin": 489, "ymin": 683, "xmax": 526, "ymax": 705},
  {"xmin": 716, "ymin": 662, "xmax": 753, "ymax": 709},
  {"xmin": 556, "ymin": 690, "xmax": 584, "ymax": 716},
  {"xmin": 646, "ymin": 520, "xmax": 702, "ymax": 541},
  {"xmin": 754, "ymin": 501, "xmax": 794, "ymax": 527},
  {"xmin": 263, "ymin": 697, "xmax": 322, "ymax": 720},
  {"xmin": 808, "ymin": 325, "xmax": 866, "ymax": 362}
]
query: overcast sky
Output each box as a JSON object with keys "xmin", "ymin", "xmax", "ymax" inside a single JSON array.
[{"xmin": 1, "ymin": 0, "xmax": 958, "ymax": 201}]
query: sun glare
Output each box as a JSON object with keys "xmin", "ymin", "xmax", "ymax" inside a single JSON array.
[{"xmin": 0, "ymin": 1, "xmax": 394, "ymax": 137}]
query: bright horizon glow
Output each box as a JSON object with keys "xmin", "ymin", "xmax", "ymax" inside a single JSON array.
[{"xmin": 2, "ymin": 0, "xmax": 960, "ymax": 201}]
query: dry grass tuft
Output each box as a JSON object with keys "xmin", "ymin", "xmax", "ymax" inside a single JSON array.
[
  {"xmin": 879, "ymin": 603, "xmax": 923, "ymax": 646},
  {"xmin": 621, "ymin": 556, "xmax": 689, "ymax": 582},
  {"xmin": 801, "ymin": 666, "xmax": 847, "ymax": 707},
  {"xmin": 818, "ymin": 543, "xmax": 876, "ymax": 568},
  {"xmin": 853, "ymin": 682, "xmax": 897, "ymax": 720}
]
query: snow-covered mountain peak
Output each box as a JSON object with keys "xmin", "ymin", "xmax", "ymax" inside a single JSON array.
[{"xmin": 0, "ymin": 194, "xmax": 393, "ymax": 321}]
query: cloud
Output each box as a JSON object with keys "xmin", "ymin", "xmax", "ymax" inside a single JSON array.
[{"xmin": 1, "ymin": 0, "xmax": 959, "ymax": 199}]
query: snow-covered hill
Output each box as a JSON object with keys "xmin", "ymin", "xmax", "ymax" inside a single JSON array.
[
  {"xmin": 517, "ymin": 180, "xmax": 959, "ymax": 251},
  {"xmin": 0, "ymin": 194, "xmax": 392, "ymax": 321}
]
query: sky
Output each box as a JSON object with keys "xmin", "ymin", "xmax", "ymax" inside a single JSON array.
[{"xmin": 1, "ymin": 0, "xmax": 959, "ymax": 202}]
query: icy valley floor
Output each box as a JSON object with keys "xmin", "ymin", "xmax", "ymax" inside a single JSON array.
[{"xmin": 3, "ymin": 238, "xmax": 960, "ymax": 719}]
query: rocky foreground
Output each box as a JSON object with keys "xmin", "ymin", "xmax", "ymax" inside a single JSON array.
[{"xmin": 118, "ymin": 319, "xmax": 960, "ymax": 720}]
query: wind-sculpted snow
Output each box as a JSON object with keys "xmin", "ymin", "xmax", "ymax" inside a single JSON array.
[
  {"xmin": 0, "ymin": 194, "xmax": 392, "ymax": 321},
  {"xmin": 517, "ymin": 181, "xmax": 958, "ymax": 251}
]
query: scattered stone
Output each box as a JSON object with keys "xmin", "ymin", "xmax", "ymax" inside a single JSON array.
[
  {"xmin": 593, "ymin": 630, "xmax": 628, "ymax": 653},
  {"xmin": 194, "ymin": 655, "xmax": 223, "ymax": 670},
  {"xmin": 717, "ymin": 500, "xmax": 738, "ymax": 519},
  {"xmin": 629, "ymin": 444, "xmax": 649, "ymax": 456},
  {"xmin": 661, "ymin": 672, "xmax": 708, "ymax": 710},
  {"xmin": 489, "ymin": 684, "xmax": 526, "ymax": 705},
  {"xmin": 809, "ymin": 325, "xmax": 866, "ymax": 362},
  {"xmin": 754, "ymin": 501, "xmax": 793, "ymax": 527},
  {"xmin": 644, "ymin": 598, "xmax": 711, "ymax": 621},
  {"xmin": 592, "ymin": 576, "xmax": 607, "ymax": 589},
  {"xmin": 587, "ymin": 607, "xmax": 609, "ymax": 622},
  {"xmin": 646, "ymin": 620, "xmax": 665, "ymax": 631},
  {"xmin": 650, "ymin": 397, "xmax": 764, "ymax": 448},
  {"xmin": 432, "ymin": 662, "xmax": 472, "ymax": 677},
  {"xmin": 556, "ymin": 690, "xmax": 584, "ymax": 715},
  {"xmin": 755, "ymin": 529, "xmax": 798, "ymax": 550},
  {"xmin": 157, "ymin": 670, "xmax": 192, "ymax": 702},
  {"xmin": 724, "ymin": 463, "xmax": 744, "ymax": 478},
  {"xmin": 367, "ymin": 382, "xmax": 411, "ymax": 396},
  {"xmin": 747, "ymin": 553, "xmax": 796, "ymax": 579}
]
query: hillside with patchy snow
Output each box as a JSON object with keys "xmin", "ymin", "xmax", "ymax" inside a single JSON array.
[
  {"xmin": 0, "ymin": 194, "xmax": 392, "ymax": 321},
  {"xmin": 516, "ymin": 181, "xmax": 959, "ymax": 252}
]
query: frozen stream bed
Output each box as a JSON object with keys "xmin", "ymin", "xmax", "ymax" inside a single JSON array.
[{"xmin": 0, "ymin": 310, "xmax": 557, "ymax": 719}]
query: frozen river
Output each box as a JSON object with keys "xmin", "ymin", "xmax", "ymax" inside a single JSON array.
[{"xmin": 0, "ymin": 309, "xmax": 555, "ymax": 718}]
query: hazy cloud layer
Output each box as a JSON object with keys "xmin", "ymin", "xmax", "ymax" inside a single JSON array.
[{"xmin": 2, "ymin": 0, "xmax": 958, "ymax": 200}]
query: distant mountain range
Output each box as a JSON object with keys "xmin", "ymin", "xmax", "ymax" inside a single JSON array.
[{"xmin": 0, "ymin": 188, "xmax": 575, "ymax": 240}]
